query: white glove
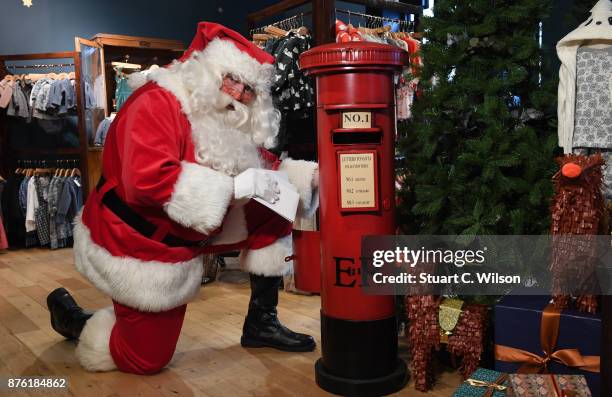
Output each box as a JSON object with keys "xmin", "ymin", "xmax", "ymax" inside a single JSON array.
[{"xmin": 234, "ymin": 169, "xmax": 281, "ymax": 204}]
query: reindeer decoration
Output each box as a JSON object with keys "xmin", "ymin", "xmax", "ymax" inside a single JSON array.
[
  {"xmin": 550, "ymin": 153, "xmax": 606, "ymax": 314},
  {"xmin": 406, "ymin": 295, "xmax": 487, "ymax": 392}
]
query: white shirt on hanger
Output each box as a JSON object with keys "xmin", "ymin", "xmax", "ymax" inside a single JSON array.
[{"xmin": 25, "ymin": 177, "xmax": 39, "ymax": 232}]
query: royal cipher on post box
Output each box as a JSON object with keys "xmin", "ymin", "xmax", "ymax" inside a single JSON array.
[{"xmin": 300, "ymin": 42, "xmax": 409, "ymax": 396}]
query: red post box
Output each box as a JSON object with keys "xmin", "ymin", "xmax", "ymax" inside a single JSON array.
[
  {"xmin": 293, "ymin": 230, "xmax": 321, "ymax": 293},
  {"xmin": 300, "ymin": 43, "xmax": 409, "ymax": 396}
]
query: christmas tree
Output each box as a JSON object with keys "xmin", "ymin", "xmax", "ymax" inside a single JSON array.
[{"xmin": 398, "ymin": 0, "xmax": 559, "ymax": 236}]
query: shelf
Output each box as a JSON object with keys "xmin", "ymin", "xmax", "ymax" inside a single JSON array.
[
  {"xmin": 246, "ymin": 0, "xmax": 311, "ymax": 25},
  {"xmin": 345, "ymin": 0, "xmax": 422, "ymax": 15},
  {"xmin": 0, "ymin": 52, "xmax": 75, "ymax": 61},
  {"xmin": 13, "ymin": 148, "xmax": 80, "ymax": 156}
]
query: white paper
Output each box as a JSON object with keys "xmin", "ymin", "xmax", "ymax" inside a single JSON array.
[{"xmin": 234, "ymin": 169, "xmax": 299, "ymax": 222}]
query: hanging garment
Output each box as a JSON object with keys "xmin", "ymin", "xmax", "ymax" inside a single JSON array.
[
  {"xmin": 7, "ymin": 81, "xmax": 31, "ymax": 120},
  {"xmin": 48, "ymin": 176, "xmax": 60, "ymax": 249},
  {"xmin": 33, "ymin": 176, "xmax": 51, "ymax": 246},
  {"xmin": 94, "ymin": 115, "xmax": 116, "ymax": 146},
  {"xmin": 0, "ymin": 180, "xmax": 8, "ymax": 250},
  {"xmin": 0, "ymin": 212, "xmax": 7, "ymax": 250},
  {"xmin": 114, "ymin": 70, "xmax": 133, "ymax": 112},
  {"xmin": 18, "ymin": 176, "xmax": 29, "ymax": 217},
  {"xmin": 556, "ymin": 0, "xmax": 612, "ymax": 154},
  {"xmin": 47, "ymin": 78, "xmax": 76, "ymax": 115},
  {"xmin": 1, "ymin": 174, "xmax": 26, "ymax": 248},
  {"xmin": 0, "ymin": 80, "xmax": 14, "ymax": 108},
  {"xmin": 22, "ymin": 176, "xmax": 39, "ymax": 248},
  {"xmin": 54, "ymin": 176, "xmax": 69, "ymax": 248},
  {"xmin": 268, "ymin": 32, "xmax": 315, "ymax": 116},
  {"xmin": 396, "ymin": 80, "xmax": 417, "ymax": 121},
  {"xmin": 265, "ymin": 32, "xmax": 316, "ymax": 152},
  {"xmin": 57, "ymin": 176, "xmax": 83, "ymax": 245},
  {"xmin": 25, "ymin": 176, "xmax": 39, "ymax": 233},
  {"xmin": 83, "ymin": 79, "xmax": 97, "ymax": 109},
  {"xmin": 572, "ymin": 46, "xmax": 612, "ymax": 149}
]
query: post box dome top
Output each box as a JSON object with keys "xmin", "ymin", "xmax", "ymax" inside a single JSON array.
[{"xmin": 300, "ymin": 42, "xmax": 409, "ymax": 72}]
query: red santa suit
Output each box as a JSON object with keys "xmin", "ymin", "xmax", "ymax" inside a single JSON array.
[{"xmin": 73, "ymin": 23, "xmax": 319, "ymax": 374}]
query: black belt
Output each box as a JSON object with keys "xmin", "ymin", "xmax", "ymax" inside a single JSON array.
[{"xmin": 96, "ymin": 176, "xmax": 209, "ymax": 248}]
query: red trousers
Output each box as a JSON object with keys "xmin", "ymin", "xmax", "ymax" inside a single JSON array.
[
  {"xmin": 109, "ymin": 301, "xmax": 187, "ymax": 375},
  {"xmin": 106, "ymin": 202, "xmax": 292, "ymax": 375}
]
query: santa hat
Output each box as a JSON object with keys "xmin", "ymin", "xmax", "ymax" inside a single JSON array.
[{"xmin": 181, "ymin": 22, "xmax": 274, "ymax": 65}]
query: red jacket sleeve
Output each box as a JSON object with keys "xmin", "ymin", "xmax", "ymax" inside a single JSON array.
[{"xmin": 116, "ymin": 88, "xmax": 185, "ymax": 208}]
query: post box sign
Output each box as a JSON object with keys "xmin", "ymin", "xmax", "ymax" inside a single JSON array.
[
  {"xmin": 338, "ymin": 150, "xmax": 378, "ymax": 210},
  {"xmin": 342, "ymin": 111, "xmax": 372, "ymax": 129}
]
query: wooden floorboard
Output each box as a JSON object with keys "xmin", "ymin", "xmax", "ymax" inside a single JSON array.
[{"xmin": 0, "ymin": 248, "xmax": 461, "ymax": 396}]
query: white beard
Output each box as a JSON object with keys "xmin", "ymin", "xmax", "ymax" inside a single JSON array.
[{"xmin": 190, "ymin": 91, "xmax": 263, "ymax": 177}]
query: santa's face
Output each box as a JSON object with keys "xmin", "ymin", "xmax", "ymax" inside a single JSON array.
[{"xmin": 221, "ymin": 73, "xmax": 256, "ymax": 108}]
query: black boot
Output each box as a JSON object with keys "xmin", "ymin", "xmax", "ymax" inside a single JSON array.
[
  {"xmin": 47, "ymin": 287, "xmax": 93, "ymax": 340},
  {"xmin": 241, "ymin": 274, "xmax": 316, "ymax": 352}
]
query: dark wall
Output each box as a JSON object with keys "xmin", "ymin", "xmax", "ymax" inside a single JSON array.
[{"xmin": 0, "ymin": 0, "xmax": 278, "ymax": 54}]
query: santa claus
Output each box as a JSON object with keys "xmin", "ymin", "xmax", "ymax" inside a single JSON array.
[{"xmin": 46, "ymin": 22, "xmax": 319, "ymax": 375}]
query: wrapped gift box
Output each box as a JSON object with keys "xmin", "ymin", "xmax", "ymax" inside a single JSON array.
[
  {"xmin": 453, "ymin": 368, "xmax": 511, "ymax": 397},
  {"xmin": 510, "ymin": 374, "xmax": 592, "ymax": 397},
  {"xmin": 494, "ymin": 294, "xmax": 600, "ymax": 396}
]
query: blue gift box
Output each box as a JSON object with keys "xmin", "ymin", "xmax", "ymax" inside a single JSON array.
[
  {"xmin": 453, "ymin": 368, "xmax": 510, "ymax": 397},
  {"xmin": 494, "ymin": 294, "xmax": 601, "ymax": 396}
]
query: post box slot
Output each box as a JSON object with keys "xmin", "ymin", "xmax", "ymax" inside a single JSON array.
[
  {"xmin": 323, "ymin": 103, "xmax": 388, "ymax": 111},
  {"xmin": 333, "ymin": 131, "xmax": 382, "ymax": 145}
]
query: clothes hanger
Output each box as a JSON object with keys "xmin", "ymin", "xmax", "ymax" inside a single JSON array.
[
  {"xmin": 70, "ymin": 160, "xmax": 81, "ymax": 177},
  {"xmin": 253, "ymin": 33, "xmax": 274, "ymax": 42},
  {"xmin": 264, "ymin": 25, "xmax": 288, "ymax": 38},
  {"xmin": 112, "ymin": 55, "xmax": 141, "ymax": 70}
]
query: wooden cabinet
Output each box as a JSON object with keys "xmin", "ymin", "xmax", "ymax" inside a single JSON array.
[{"xmin": 74, "ymin": 34, "xmax": 184, "ymax": 196}]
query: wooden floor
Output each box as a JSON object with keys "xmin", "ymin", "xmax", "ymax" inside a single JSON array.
[{"xmin": 0, "ymin": 248, "xmax": 461, "ymax": 397}]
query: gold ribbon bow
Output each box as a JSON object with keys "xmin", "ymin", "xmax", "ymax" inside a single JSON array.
[
  {"xmin": 465, "ymin": 373, "xmax": 509, "ymax": 397},
  {"xmin": 495, "ymin": 304, "xmax": 600, "ymax": 374}
]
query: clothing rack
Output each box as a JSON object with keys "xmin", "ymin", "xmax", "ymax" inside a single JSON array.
[
  {"xmin": 15, "ymin": 159, "xmax": 80, "ymax": 168},
  {"xmin": 0, "ymin": 51, "xmax": 80, "ymax": 179},
  {"xmin": 246, "ymin": 0, "xmax": 422, "ymax": 45},
  {"xmin": 6, "ymin": 62, "xmax": 75, "ymax": 69},
  {"xmin": 335, "ymin": 8, "xmax": 416, "ymax": 32},
  {"xmin": 250, "ymin": 12, "xmax": 312, "ymax": 36}
]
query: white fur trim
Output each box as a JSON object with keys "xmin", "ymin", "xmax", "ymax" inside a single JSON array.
[
  {"xmin": 74, "ymin": 214, "xmax": 204, "ymax": 312},
  {"xmin": 278, "ymin": 158, "xmax": 320, "ymax": 218},
  {"xmin": 210, "ymin": 204, "xmax": 248, "ymax": 246},
  {"xmin": 148, "ymin": 66, "xmax": 193, "ymax": 115},
  {"xmin": 240, "ymin": 235, "xmax": 293, "ymax": 276},
  {"xmin": 76, "ymin": 307, "xmax": 117, "ymax": 372},
  {"xmin": 127, "ymin": 65, "xmax": 160, "ymax": 90},
  {"xmin": 164, "ymin": 161, "xmax": 234, "ymax": 235},
  {"xmin": 127, "ymin": 71, "xmax": 149, "ymax": 91}
]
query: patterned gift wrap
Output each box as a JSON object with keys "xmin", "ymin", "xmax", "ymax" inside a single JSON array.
[{"xmin": 510, "ymin": 374, "xmax": 591, "ymax": 397}]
